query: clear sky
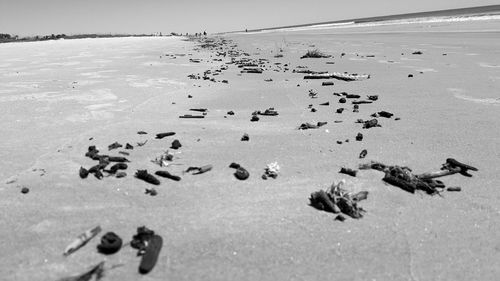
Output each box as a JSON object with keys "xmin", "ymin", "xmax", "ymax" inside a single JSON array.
[{"xmin": 1, "ymin": 0, "xmax": 498, "ymax": 36}]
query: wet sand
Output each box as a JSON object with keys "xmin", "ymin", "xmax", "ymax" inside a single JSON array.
[{"xmin": 1, "ymin": 20, "xmax": 499, "ymax": 280}]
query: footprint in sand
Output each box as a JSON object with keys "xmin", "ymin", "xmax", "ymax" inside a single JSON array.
[
  {"xmin": 479, "ymin": 62, "xmax": 500, "ymax": 68},
  {"xmin": 448, "ymin": 88, "xmax": 500, "ymax": 105}
]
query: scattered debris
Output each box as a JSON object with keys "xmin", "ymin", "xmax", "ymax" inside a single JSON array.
[
  {"xmin": 131, "ymin": 226, "xmax": 162, "ymax": 274},
  {"xmin": 359, "ymin": 158, "xmax": 477, "ymax": 194},
  {"xmin": 155, "ymin": 170, "xmax": 181, "ymax": 181},
  {"xmin": 171, "ymin": 139, "xmax": 182, "ymax": 150}
]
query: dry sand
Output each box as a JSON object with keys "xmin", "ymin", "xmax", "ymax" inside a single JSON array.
[{"xmin": 1, "ymin": 20, "xmax": 499, "ymax": 281}]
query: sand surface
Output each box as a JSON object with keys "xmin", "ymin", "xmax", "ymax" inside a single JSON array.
[{"xmin": 1, "ymin": 21, "xmax": 499, "ymax": 281}]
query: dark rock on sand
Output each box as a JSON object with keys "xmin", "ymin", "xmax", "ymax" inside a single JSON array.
[
  {"xmin": 79, "ymin": 167, "xmax": 89, "ymax": 179},
  {"xmin": 234, "ymin": 167, "xmax": 250, "ymax": 180},
  {"xmin": 155, "ymin": 170, "xmax": 181, "ymax": 181},
  {"xmin": 108, "ymin": 142, "xmax": 122, "ymax": 150},
  {"xmin": 356, "ymin": 133, "xmax": 363, "ymax": 141},
  {"xmin": 97, "ymin": 232, "xmax": 123, "ymax": 255},
  {"xmin": 241, "ymin": 133, "xmax": 249, "ymax": 141},
  {"xmin": 156, "ymin": 132, "xmax": 176, "ymax": 139},
  {"xmin": 171, "ymin": 139, "xmax": 182, "ymax": 150},
  {"xmin": 339, "ymin": 98, "xmax": 346, "ymax": 104}
]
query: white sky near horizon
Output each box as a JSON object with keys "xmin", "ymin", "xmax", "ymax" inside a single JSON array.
[{"xmin": 0, "ymin": 0, "xmax": 499, "ymax": 36}]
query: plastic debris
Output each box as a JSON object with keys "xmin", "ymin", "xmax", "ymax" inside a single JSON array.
[{"xmin": 64, "ymin": 225, "xmax": 102, "ymax": 256}]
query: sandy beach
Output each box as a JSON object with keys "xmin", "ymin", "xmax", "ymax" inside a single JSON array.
[{"xmin": 1, "ymin": 19, "xmax": 499, "ymax": 281}]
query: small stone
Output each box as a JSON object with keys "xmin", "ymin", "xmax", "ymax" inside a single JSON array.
[
  {"xmin": 356, "ymin": 133, "xmax": 363, "ymax": 141},
  {"xmin": 447, "ymin": 186, "xmax": 461, "ymax": 192},
  {"xmin": 359, "ymin": 149, "xmax": 368, "ymax": 159},
  {"xmin": 171, "ymin": 139, "xmax": 182, "ymax": 150},
  {"xmin": 241, "ymin": 133, "xmax": 249, "ymax": 141},
  {"xmin": 116, "ymin": 172, "xmax": 127, "ymax": 178},
  {"xmin": 251, "ymin": 115, "xmax": 259, "ymax": 122},
  {"xmin": 339, "ymin": 98, "xmax": 346, "ymax": 104},
  {"xmin": 21, "ymin": 187, "xmax": 29, "ymax": 194}
]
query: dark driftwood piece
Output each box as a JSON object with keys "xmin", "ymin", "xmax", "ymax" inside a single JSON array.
[
  {"xmin": 155, "ymin": 170, "xmax": 181, "ymax": 181},
  {"xmin": 360, "ymin": 158, "xmax": 477, "ymax": 195},
  {"xmin": 179, "ymin": 115, "xmax": 205, "ymax": 119},
  {"xmin": 135, "ymin": 170, "xmax": 160, "ymax": 185},
  {"xmin": 156, "ymin": 132, "xmax": 176, "ymax": 139}
]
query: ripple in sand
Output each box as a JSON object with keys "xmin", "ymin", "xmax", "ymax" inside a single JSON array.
[
  {"xmin": 449, "ymin": 88, "xmax": 500, "ymax": 105},
  {"xmin": 45, "ymin": 61, "xmax": 81, "ymax": 66},
  {"xmin": 479, "ymin": 62, "xmax": 500, "ymax": 68}
]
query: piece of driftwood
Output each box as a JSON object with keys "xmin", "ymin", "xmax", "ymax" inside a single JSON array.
[{"xmin": 360, "ymin": 158, "xmax": 477, "ymax": 194}]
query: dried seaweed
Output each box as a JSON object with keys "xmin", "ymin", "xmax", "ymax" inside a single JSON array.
[{"xmin": 309, "ymin": 181, "xmax": 368, "ymax": 219}]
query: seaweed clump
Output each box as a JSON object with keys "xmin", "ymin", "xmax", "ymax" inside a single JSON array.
[{"xmin": 309, "ymin": 180, "xmax": 368, "ymax": 219}]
